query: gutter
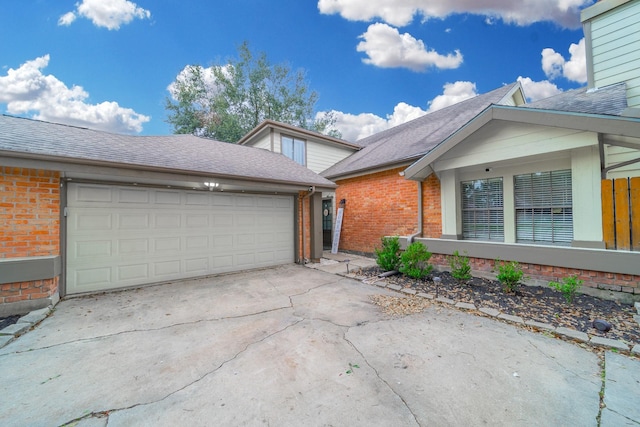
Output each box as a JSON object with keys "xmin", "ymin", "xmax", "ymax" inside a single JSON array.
[
  {"xmin": 407, "ymin": 181, "xmax": 423, "ymax": 244},
  {"xmin": 299, "ymin": 186, "xmax": 316, "ymax": 264}
]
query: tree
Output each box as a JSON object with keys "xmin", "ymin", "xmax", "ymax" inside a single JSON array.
[{"xmin": 165, "ymin": 42, "xmax": 340, "ymax": 142}]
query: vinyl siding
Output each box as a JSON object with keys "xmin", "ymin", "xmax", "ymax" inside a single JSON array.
[
  {"xmin": 434, "ymin": 122, "xmax": 596, "ymax": 172},
  {"xmin": 306, "ymin": 143, "xmax": 355, "ymax": 174},
  {"xmin": 605, "ymin": 141, "xmax": 640, "ymax": 178},
  {"xmin": 591, "ymin": 0, "xmax": 640, "ymax": 107},
  {"xmin": 251, "ymin": 134, "xmax": 272, "ymax": 150}
]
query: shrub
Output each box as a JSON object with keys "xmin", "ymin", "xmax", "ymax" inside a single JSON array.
[
  {"xmin": 375, "ymin": 236, "xmax": 401, "ymax": 271},
  {"xmin": 495, "ymin": 259, "xmax": 524, "ymax": 293},
  {"xmin": 400, "ymin": 242, "xmax": 433, "ymax": 279},
  {"xmin": 448, "ymin": 250, "xmax": 472, "ymax": 283},
  {"xmin": 549, "ymin": 275, "xmax": 583, "ymax": 304}
]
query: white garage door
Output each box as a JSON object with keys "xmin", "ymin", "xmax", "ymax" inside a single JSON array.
[{"xmin": 66, "ymin": 183, "xmax": 294, "ymax": 294}]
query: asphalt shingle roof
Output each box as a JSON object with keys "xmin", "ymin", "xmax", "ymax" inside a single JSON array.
[
  {"xmin": 0, "ymin": 115, "xmax": 336, "ymax": 188},
  {"xmin": 322, "ymin": 83, "xmax": 520, "ymax": 179},
  {"xmin": 522, "ymin": 82, "xmax": 628, "ymax": 115}
]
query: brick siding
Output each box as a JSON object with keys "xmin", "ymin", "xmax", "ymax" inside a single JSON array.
[
  {"xmin": 1, "ymin": 167, "xmax": 61, "ymax": 304},
  {"xmin": 429, "ymin": 254, "xmax": 639, "ymax": 294},
  {"xmin": 335, "ymin": 168, "xmax": 441, "ymax": 253},
  {"xmin": 1, "ymin": 167, "xmax": 60, "ymax": 258}
]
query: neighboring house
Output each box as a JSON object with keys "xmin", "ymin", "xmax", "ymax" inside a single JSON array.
[
  {"xmin": 323, "ymin": 82, "xmax": 526, "ymax": 253},
  {"xmin": 239, "ymin": 119, "xmax": 361, "ymax": 247},
  {"xmin": 329, "ymin": 0, "xmax": 640, "ymax": 299},
  {"xmin": 0, "ymin": 116, "xmax": 335, "ymax": 316}
]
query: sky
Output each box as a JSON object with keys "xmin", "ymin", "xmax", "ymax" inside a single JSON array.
[{"xmin": 0, "ymin": 0, "xmax": 595, "ymax": 142}]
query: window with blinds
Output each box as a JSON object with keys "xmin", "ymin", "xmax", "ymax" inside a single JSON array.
[
  {"xmin": 461, "ymin": 177, "xmax": 504, "ymax": 241},
  {"xmin": 514, "ymin": 170, "xmax": 573, "ymax": 245},
  {"xmin": 281, "ymin": 136, "xmax": 306, "ymax": 166}
]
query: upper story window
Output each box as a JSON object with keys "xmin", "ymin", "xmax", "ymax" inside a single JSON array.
[
  {"xmin": 281, "ymin": 136, "xmax": 306, "ymax": 166},
  {"xmin": 514, "ymin": 170, "xmax": 573, "ymax": 245},
  {"xmin": 461, "ymin": 177, "xmax": 504, "ymax": 241}
]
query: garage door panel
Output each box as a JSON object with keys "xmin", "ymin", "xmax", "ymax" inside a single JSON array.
[
  {"xmin": 118, "ymin": 264, "xmax": 149, "ymax": 281},
  {"xmin": 155, "ymin": 190, "xmax": 181, "ymax": 204},
  {"xmin": 185, "ymin": 258, "xmax": 208, "ymax": 273},
  {"xmin": 119, "ymin": 213, "xmax": 150, "ymax": 229},
  {"xmin": 119, "ymin": 188, "xmax": 149, "ymax": 204},
  {"xmin": 66, "ymin": 183, "xmax": 294, "ymax": 294},
  {"xmin": 186, "ymin": 193, "xmax": 209, "ymax": 206},
  {"xmin": 155, "ymin": 213, "xmax": 181, "ymax": 228}
]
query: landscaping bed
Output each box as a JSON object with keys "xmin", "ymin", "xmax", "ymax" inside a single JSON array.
[{"xmin": 358, "ymin": 265, "xmax": 639, "ymax": 346}]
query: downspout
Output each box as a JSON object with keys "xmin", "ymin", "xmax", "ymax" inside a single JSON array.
[
  {"xmin": 299, "ymin": 186, "xmax": 316, "ymax": 264},
  {"xmin": 407, "ymin": 181, "xmax": 423, "ymax": 244}
]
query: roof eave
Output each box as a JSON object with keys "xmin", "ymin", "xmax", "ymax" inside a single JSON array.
[
  {"xmin": 0, "ymin": 150, "xmax": 337, "ymax": 191},
  {"xmin": 404, "ymin": 105, "xmax": 640, "ymax": 180}
]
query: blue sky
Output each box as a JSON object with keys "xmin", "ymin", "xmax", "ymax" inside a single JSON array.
[{"xmin": 1, "ymin": 0, "xmax": 594, "ymax": 141}]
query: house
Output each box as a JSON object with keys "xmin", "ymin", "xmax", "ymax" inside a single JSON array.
[
  {"xmin": 322, "ymin": 83, "xmax": 526, "ymax": 253},
  {"xmin": 0, "ymin": 116, "xmax": 335, "ymax": 316},
  {"xmin": 328, "ymin": 0, "xmax": 640, "ymax": 299},
  {"xmin": 238, "ymin": 119, "xmax": 361, "ymax": 247}
]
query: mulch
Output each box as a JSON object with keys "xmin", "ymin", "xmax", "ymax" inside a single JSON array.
[{"xmin": 358, "ymin": 266, "xmax": 640, "ymax": 346}]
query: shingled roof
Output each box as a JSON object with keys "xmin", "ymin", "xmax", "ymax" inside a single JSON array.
[
  {"xmin": 0, "ymin": 115, "xmax": 336, "ymax": 189},
  {"xmin": 322, "ymin": 82, "xmax": 522, "ymax": 180},
  {"xmin": 522, "ymin": 82, "xmax": 628, "ymax": 115}
]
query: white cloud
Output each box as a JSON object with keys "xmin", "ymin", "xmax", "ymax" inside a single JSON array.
[
  {"xmin": 427, "ymin": 81, "xmax": 477, "ymax": 112},
  {"xmin": 318, "ymin": 0, "xmax": 592, "ymax": 28},
  {"xmin": 320, "ymin": 81, "xmax": 478, "ymax": 141},
  {"xmin": 541, "ymin": 38, "xmax": 587, "ymax": 83},
  {"xmin": 167, "ymin": 65, "xmax": 223, "ymax": 101},
  {"xmin": 59, "ymin": 0, "xmax": 151, "ymax": 30},
  {"xmin": 318, "ymin": 110, "xmax": 389, "ymax": 142},
  {"xmin": 0, "ymin": 55, "xmax": 150, "ymax": 134},
  {"xmin": 58, "ymin": 12, "xmax": 76, "ymax": 26},
  {"xmin": 517, "ymin": 76, "xmax": 563, "ymax": 102},
  {"xmin": 357, "ymin": 23, "xmax": 463, "ymax": 71}
]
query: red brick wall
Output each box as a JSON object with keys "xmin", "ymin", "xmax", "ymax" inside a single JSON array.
[
  {"xmin": 429, "ymin": 254, "xmax": 639, "ymax": 295},
  {"xmin": 335, "ymin": 168, "xmax": 441, "ymax": 253},
  {"xmin": 1, "ymin": 167, "xmax": 61, "ymax": 305},
  {"xmin": 1, "ymin": 167, "xmax": 60, "ymax": 258},
  {"xmin": 0, "ymin": 278, "xmax": 59, "ymax": 305}
]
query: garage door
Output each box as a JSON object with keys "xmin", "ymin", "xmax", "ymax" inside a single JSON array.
[{"xmin": 66, "ymin": 183, "xmax": 294, "ymax": 294}]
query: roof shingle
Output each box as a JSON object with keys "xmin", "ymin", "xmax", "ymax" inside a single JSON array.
[
  {"xmin": 322, "ymin": 83, "xmax": 520, "ymax": 179},
  {"xmin": 0, "ymin": 115, "xmax": 336, "ymax": 188}
]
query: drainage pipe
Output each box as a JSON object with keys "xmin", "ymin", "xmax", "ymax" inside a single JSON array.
[
  {"xmin": 407, "ymin": 181, "xmax": 423, "ymax": 244},
  {"xmin": 299, "ymin": 186, "xmax": 316, "ymax": 264}
]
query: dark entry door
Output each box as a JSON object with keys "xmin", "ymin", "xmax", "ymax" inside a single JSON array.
[{"xmin": 322, "ymin": 199, "xmax": 332, "ymax": 249}]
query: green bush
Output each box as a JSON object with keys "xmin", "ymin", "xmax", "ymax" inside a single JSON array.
[
  {"xmin": 448, "ymin": 250, "xmax": 472, "ymax": 283},
  {"xmin": 375, "ymin": 236, "xmax": 401, "ymax": 271},
  {"xmin": 400, "ymin": 242, "xmax": 433, "ymax": 279},
  {"xmin": 549, "ymin": 275, "xmax": 583, "ymax": 304},
  {"xmin": 495, "ymin": 259, "xmax": 524, "ymax": 293}
]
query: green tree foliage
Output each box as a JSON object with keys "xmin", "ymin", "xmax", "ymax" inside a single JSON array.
[{"xmin": 165, "ymin": 42, "xmax": 340, "ymax": 142}]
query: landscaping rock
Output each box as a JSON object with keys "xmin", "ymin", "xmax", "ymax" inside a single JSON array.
[
  {"xmin": 417, "ymin": 292, "xmax": 434, "ymax": 300},
  {"xmin": 387, "ymin": 284, "xmax": 402, "ymax": 291},
  {"xmin": 498, "ymin": 313, "xmax": 524, "ymax": 324},
  {"xmin": 401, "ymin": 288, "xmax": 417, "ymax": 296},
  {"xmin": 455, "ymin": 302, "xmax": 476, "ymax": 310},
  {"xmin": 0, "ymin": 322, "xmax": 31, "ymax": 337},
  {"xmin": 0, "ymin": 335, "xmax": 14, "ymax": 348},
  {"xmin": 435, "ymin": 297, "xmax": 455, "ymax": 305},
  {"xmin": 525, "ymin": 320, "xmax": 555, "ymax": 331},
  {"xmin": 18, "ymin": 307, "xmax": 51, "ymax": 325}
]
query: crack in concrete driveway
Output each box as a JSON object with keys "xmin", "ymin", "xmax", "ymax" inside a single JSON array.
[{"xmin": 0, "ymin": 265, "xmax": 606, "ymax": 426}]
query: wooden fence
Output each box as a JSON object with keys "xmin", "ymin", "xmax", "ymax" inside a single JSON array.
[{"xmin": 602, "ymin": 177, "xmax": 640, "ymax": 251}]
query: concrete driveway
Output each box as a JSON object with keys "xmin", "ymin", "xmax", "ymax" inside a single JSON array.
[{"xmin": 0, "ymin": 264, "xmax": 614, "ymax": 426}]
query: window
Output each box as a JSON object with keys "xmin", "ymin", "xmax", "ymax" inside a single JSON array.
[
  {"xmin": 514, "ymin": 170, "xmax": 573, "ymax": 245},
  {"xmin": 281, "ymin": 136, "xmax": 306, "ymax": 166},
  {"xmin": 461, "ymin": 177, "xmax": 504, "ymax": 241}
]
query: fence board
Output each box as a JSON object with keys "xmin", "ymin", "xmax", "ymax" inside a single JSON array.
[
  {"xmin": 614, "ymin": 178, "xmax": 631, "ymax": 250},
  {"xmin": 601, "ymin": 179, "xmax": 616, "ymax": 249},
  {"xmin": 632, "ymin": 177, "xmax": 640, "ymax": 251}
]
